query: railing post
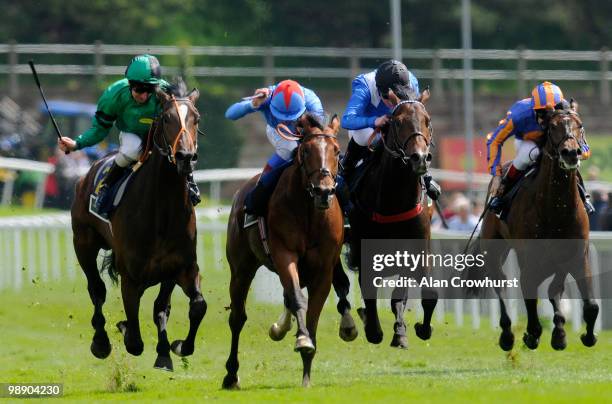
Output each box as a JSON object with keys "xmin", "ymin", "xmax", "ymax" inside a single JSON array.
[
  {"xmin": 8, "ymin": 40, "xmax": 18, "ymax": 99},
  {"xmin": 517, "ymin": 46, "xmax": 527, "ymax": 98},
  {"xmin": 94, "ymin": 40, "xmax": 103, "ymax": 89},
  {"xmin": 432, "ymin": 49, "xmax": 443, "ymax": 98},
  {"xmin": 600, "ymin": 47, "xmax": 610, "ymax": 106},
  {"xmin": 349, "ymin": 49, "xmax": 360, "ymax": 91},
  {"xmin": 264, "ymin": 46, "xmax": 275, "ymax": 85},
  {"xmin": 180, "ymin": 45, "xmax": 192, "ymax": 82}
]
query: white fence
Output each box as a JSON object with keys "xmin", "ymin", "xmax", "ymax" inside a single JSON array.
[{"xmin": 0, "ymin": 210, "xmax": 607, "ymax": 333}]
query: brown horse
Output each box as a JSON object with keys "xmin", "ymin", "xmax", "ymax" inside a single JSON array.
[
  {"xmin": 475, "ymin": 99, "xmax": 598, "ymax": 351},
  {"xmin": 71, "ymin": 80, "xmax": 206, "ymax": 371},
  {"xmin": 223, "ymin": 114, "xmax": 343, "ymax": 388},
  {"xmin": 348, "ymin": 90, "xmax": 438, "ymax": 348}
]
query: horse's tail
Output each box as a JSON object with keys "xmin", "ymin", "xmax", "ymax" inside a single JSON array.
[{"xmin": 100, "ymin": 250, "xmax": 119, "ymax": 285}]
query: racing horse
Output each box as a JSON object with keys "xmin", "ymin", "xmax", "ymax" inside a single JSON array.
[
  {"xmin": 348, "ymin": 89, "xmax": 438, "ymax": 348},
  {"xmin": 71, "ymin": 79, "xmax": 206, "ymax": 371},
  {"xmin": 223, "ymin": 114, "xmax": 343, "ymax": 388},
  {"xmin": 474, "ymin": 99, "xmax": 598, "ymax": 351}
]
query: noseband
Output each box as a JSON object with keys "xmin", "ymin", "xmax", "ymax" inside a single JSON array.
[{"xmin": 381, "ymin": 100, "xmax": 433, "ymax": 166}]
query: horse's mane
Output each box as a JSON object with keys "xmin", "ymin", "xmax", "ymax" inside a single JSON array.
[
  {"xmin": 165, "ymin": 77, "xmax": 189, "ymax": 98},
  {"xmin": 299, "ymin": 113, "xmax": 325, "ymax": 132}
]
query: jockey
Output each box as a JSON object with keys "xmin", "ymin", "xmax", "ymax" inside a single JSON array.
[
  {"xmin": 341, "ymin": 59, "xmax": 441, "ymax": 200},
  {"xmin": 486, "ymin": 81, "xmax": 594, "ymax": 215},
  {"xmin": 58, "ymin": 54, "xmax": 201, "ymax": 210},
  {"xmin": 225, "ymin": 79, "xmax": 325, "ymax": 223}
]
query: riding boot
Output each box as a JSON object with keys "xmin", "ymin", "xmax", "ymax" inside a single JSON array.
[
  {"xmin": 244, "ymin": 159, "xmax": 293, "ymax": 224},
  {"xmin": 340, "ymin": 138, "xmax": 369, "ymax": 185},
  {"xmin": 187, "ymin": 173, "xmax": 201, "ymax": 206},
  {"xmin": 423, "ymin": 171, "xmax": 441, "ymax": 201},
  {"xmin": 489, "ymin": 165, "xmax": 523, "ymax": 215},
  {"xmin": 95, "ymin": 162, "xmax": 126, "ymax": 212},
  {"xmin": 576, "ymin": 171, "xmax": 595, "ymax": 215}
]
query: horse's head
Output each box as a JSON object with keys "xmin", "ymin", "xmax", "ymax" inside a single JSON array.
[
  {"xmin": 295, "ymin": 114, "xmax": 341, "ymax": 210},
  {"xmin": 155, "ymin": 79, "xmax": 200, "ymax": 176},
  {"xmin": 543, "ymin": 99, "xmax": 585, "ymax": 171},
  {"xmin": 382, "ymin": 89, "xmax": 433, "ymax": 175}
]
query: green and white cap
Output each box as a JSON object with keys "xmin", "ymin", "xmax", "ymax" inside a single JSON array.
[{"xmin": 125, "ymin": 54, "xmax": 161, "ymax": 85}]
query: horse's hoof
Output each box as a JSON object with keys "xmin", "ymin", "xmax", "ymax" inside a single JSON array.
[
  {"xmin": 522, "ymin": 332, "xmax": 540, "ymax": 350},
  {"xmin": 222, "ymin": 374, "xmax": 240, "ymax": 390},
  {"xmin": 171, "ymin": 340, "xmax": 194, "ymax": 357},
  {"xmin": 125, "ymin": 341, "xmax": 144, "ymax": 356},
  {"xmin": 269, "ymin": 322, "xmax": 290, "ymax": 342},
  {"xmin": 390, "ymin": 333, "xmax": 408, "ymax": 349},
  {"xmin": 551, "ymin": 327, "xmax": 567, "ymax": 351},
  {"xmin": 90, "ymin": 332, "xmax": 111, "ymax": 359},
  {"xmin": 499, "ymin": 330, "xmax": 515, "ymax": 351},
  {"xmin": 154, "ymin": 355, "xmax": 174, "ymax": 372},
  {"xmin": 580, "ymin": 333, "xmax": 597, "ymax": 347},
  {"xmin": 339, "ymin": 313, "xmax": 358, "ymax": 342},
  {"xmin": 116, "ymin": 320, "xmax": 128, "ymax": 336},
  {"xmin": 302, "ymin": 376, "xmax": 311, "ymax": 388},
  {"xmin": 294, "ymin": 335, "xmax": 315, "ymax": 354},
  {"xmin": 414, "ymin": 322, "xmax": 432, "ymax": 341}
]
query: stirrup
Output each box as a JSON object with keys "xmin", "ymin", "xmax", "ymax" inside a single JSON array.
[{"xmin": 244, "ymin": 212, "xmax": 258, "ymax": 228}]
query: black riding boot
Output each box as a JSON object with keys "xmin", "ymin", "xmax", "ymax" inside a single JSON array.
[
  {"xmin": 340, "ymin": 138, "xmax": 369, "ymax": 184},
  {"xmin": 95, "ymin": 162, "xmax": 126, "ymax": 212},
  {"xmin": 577, "ymin": 171, "xmax": 595, "ymax": 215},
  {"xmin": 489, "ymin": 168, "xmax": 522, "ymax": 215},
  {"xmin": 423, "ymin": 172, "xmax": 441, "ymax": 200},
  {"xmin": 187, "ymin": 173, "xmax": 201, "ymax": 206}
]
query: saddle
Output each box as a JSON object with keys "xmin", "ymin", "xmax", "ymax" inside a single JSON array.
[{"xmin": 89, "ymin": 157, "xmax": 138, "ymax": 222}]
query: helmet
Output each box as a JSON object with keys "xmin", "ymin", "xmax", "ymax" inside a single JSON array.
[
  {"xmin": 125, "ymin": 54, "xmax": 162, "ymax": 85},
  {"xmin": 531, "ymin": 81, "xmax": 563, "ymax": 110},
  {"xmin": 270, "ymin": 80, "xmax": 306, "ymax": 121},
  {"xmin": 375, "ymin": 60, "xmax": 419, "ymax": 100}
]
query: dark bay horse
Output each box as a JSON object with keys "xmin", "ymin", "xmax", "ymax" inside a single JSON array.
[
  {"xmin": 223, "ymin": 114, "xmax": 343, "ymax": 388},
  {"xmin": 348, "ymin": 90, "xmax": 438, "ymax": 348},
  {"xmin": 71, "ymin": 80, "xmax": 206, "ymax": 371},
  {"xmin": 475, "ymin": 100, "xmax": 598, "ymax": 351}
]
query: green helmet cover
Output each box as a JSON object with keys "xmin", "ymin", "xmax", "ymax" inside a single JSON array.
[{"xmin": 125, "ymin": 54, "xmax": 161, "ymax": 85}]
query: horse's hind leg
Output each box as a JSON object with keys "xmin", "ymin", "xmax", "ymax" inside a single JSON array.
[
  {"xmin": 222, "ymin": 263, "xmax": 257, "ymax": 390},
  {"xmin": 390, "ymin": 296, "xmax": 408, "ymax": 349},
  {"xmin": 415, "ymin": 287, "xmax": 438, "ymax": 341},
  {"xmin": 496, "ymin": 287, "xmax": 514, "ymax": 351},
  {"xmin": 74, "ymin": 227, "xmax": 110, "ymax": 359},
  {"xmin": 333, "ymin": 261, "xmax": 357, "ymax": 342},
  {"xmin": 171, "ymin": 263, "xmax": 207, "ymax": 357},
  {"xmin": 522, "ymin": 299, "xmax": 542, "ymax": 350},
  {"xmin": 357, "ymin": 298, "xmax": 383, "ymax": 344},
  {"xmin": 549, "ymin": 273, "xmax": 567, "ymax": 351},
  {"xmin": 117, "ymin": 276, "xmax": 145, "ymax": 356},
  {"xmin": 153, "ymin": 281, "xmax": 175, "ymax": 371}
]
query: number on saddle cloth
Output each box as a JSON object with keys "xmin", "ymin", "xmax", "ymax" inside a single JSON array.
[{"xmin": 244, "ymin": 159, "xmax": 293, "ymax": 216}]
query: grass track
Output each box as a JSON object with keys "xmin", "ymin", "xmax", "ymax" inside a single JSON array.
[{"xmin": 0, "ymin": 252, "xmax": 611, "ymax": 403}]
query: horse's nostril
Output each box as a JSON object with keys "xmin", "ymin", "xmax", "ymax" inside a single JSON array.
[
  {"xmin": 175, "ymin": 152, "xmax": 193, "ymax": 161},
  {"xmin": 426, "ymin": 153, "xmax": 433, "ymax": 162},
  {"xmin": 192, "ymin": 152, "xmax": 199, "ymax": 162},
  {"xmin": 410, "ymin": 153, "xmax": 422, "ymax": 163},
  {"xmin": 560, "ymin": 149, "xmax": 570, "ymax": 157}
]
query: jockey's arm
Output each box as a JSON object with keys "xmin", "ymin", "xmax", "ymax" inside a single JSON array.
[
  {"xmin": 341, "ymin": 78, "xmax": 377, "ymax": 130},
  {"xmin": 69, "ymin": 86, "xmax": 118, "ymax": 151},
  {"xmin": 303, "ymin": 88, "xmax": 325, "ymax": 124},
  {"xmin": 486, "ymin": 115, "xmax": 516, "ymax": 176},
  {"xmin": 225, "ymin": 86, "xmax": 273, "ymax": 120}
]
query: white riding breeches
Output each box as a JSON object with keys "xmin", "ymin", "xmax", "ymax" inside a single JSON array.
[
  {"xmin": 348, "ymin": 128, "xmax": 378, "ymax": 147},
  {"xmin": 115, "ymin": 131, "xmax": 142, "ymax": 167},
  {"xmin": 512, "ymin": 139, "xmax": 540, "ymax": 171},
  {"xmin": 266, "ymin": 125, "xmax": 298, "ymax": 161}
]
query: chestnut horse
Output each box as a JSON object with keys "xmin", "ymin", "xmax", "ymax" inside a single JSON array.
[
  {"xmin": 71, "ymin": 80, "xmax": 206, "ymax": 371},
  {"xmin": 348, "ymin": 90, "xmax": 438, "ymax": 348},
  {"xmin": 475, "ymin": 100, "xmax": 598, "ymax": 351},
  {"xmin": 223, "ymin": 114, "xmax": 343, "ymax": 388}
]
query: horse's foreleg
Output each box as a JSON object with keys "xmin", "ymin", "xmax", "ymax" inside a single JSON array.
[
  {"xmin": 522, "ymin": 299, "xmax": 542, "ymax": 350},
  {"xmin": 153, "ymin": 281, "xmax": 175, "ymax": 371},
  {"xmin": 222, "ymin": 264, "xmax": 257, "ymax": 390},
  {"xmin": 117, "ymin": 277, "xmax": 144, "ymax": 356},
  {"xmin": 333, "ymin": 260, "xmax": 357, "ymax": 342},
  {"xmin": 74, "ymin": 233, "xmax": 110, "ymax": 359},
  {"xmin": 575, "ymin": 273, "xmax": 599, "ymax": 347},
  {"xmin": 171, "ymin": 264, "xmax": 207, "ymax": 357},
  {"xmin": 390, "ymin": 297, "xmax": 408, "ymax": 349},
  {"xmin": 274, "ymin": 250, "xmax": 312, "ymax": 352},
  {"xmin": 548, "ymin": 273, "xmax": 567, "ymax": 350},
  {"xmin": 357, "ymin": 298, "xmax": 383, "ymax": 344},
  {"xmin": 415, "ymin": 287, "xmax": 438, "ymax": 341},
  {"xmin": 496, "ymin": 287, "xmax": 514, "ymax": 351}
]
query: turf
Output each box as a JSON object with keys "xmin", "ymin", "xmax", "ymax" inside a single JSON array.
[{"xmin": 0, "ymin": 253, "xmax": 610, "ymax": 404}]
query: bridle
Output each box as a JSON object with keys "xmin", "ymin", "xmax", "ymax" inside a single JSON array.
[
  {"xmin": 153, "ymin": 95, "xmax": 199, "ymax": 165},
  {"xmin": 298, "ymin": 133, "xmax": 339, "ymax": 197},
  {"xmin": 381, "ymin": 100, "xmax": 434, "ymax": 166},
  {"xmin": 542, "ymin": 109, "xmax": 584, "ymax": 162}
]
